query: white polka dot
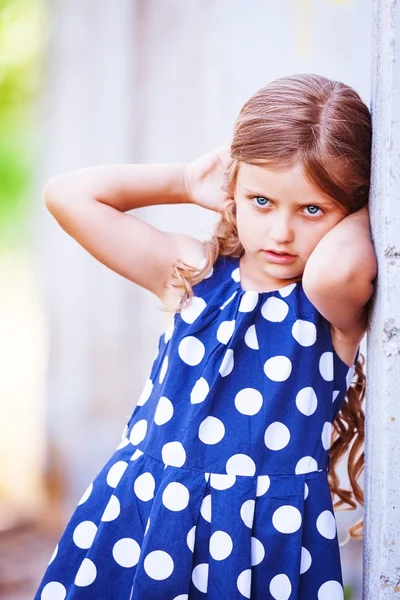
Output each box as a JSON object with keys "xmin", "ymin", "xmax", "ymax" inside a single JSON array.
[
  {"xmin": 77, "ymin": 482, "xmax": 93, "ymax": 506},
  {"xmin": 332, "ymin": 390, "xmax": 340, "ymax": 403},
  {"xmin": 192, "ymin": 563, "xmax": 209, "ymax": 593},
  {"xmin": 129, "ymin": 419, "xmax": 148, "ymax": 445},
  {"xmin": 209, "ymin": 531, "xmax": 233, "ymax": 560},
  {"xmin": 137, "ymin": 379, "xmax": 153, "ymax": 406},
  {"xmin": 264, "ymin": 422, "xmax": 291, "ymax": 451},
  {"xmin": 270, "ymin": 573, "xmax": 292, "ymax": 600},
  {"xmin": 240, "ymin": 499, "xmax": 255, "ymax": 528},
  {"xmin": 159, "ymin": 356, "xmax": 168, "ymax": 383},
  {"xmin": 100, "ymin": 495, "xmax": 120, "ymax": 522},
  {"xmin": 131, "ymin": 449, "xmax": 144, "ymax": 461},
  {"xmin": 106, "ymin": 461, "xmax": 128, "ymax": 488},
  {"xmin": 219, "ymin": 349, "xmax": 234, "ymax": 377},
  {"xmin": 239, "ymin": 291, "xmax": 259, "ymax": 312},
  {"xmin": 292, "ymin": 319, "xmax": 317, "ymax": 346},
  {"xmin": 112, "ymin": 538, "xmax": 141, "ymax": 568},
  {"xmin": 304, "ymin": 483, "xmax": 309, "ymax": 500},
  {"xmin": 204, "ymin": 472, "xmax": 210, "ymax": 482},
  {"xmin": 279, "ymin": 282, "xmax": 297, "ymax": 297},
  {"xmin": 144, "ymin": 550, "xmax": 174, "ymax": 580},
  {"xmin": 261, "ymin": 297, "xmax": 289, "ymax": 322},
  {"xmin": 48, "ymin": 544, "xmax": 58, "ymax": 565},
  {"xmin": 220, "ymin": 290, "xmax": 238, "ymax": 310},
  {"xmin": 154, "ymin": 396, "xmax": 174, "ymax": 425},
  {"xmin": 231, "ymin": 267, "xmax": 240, "ymax": 282},
  {"xmin": 320, "ymin": 352, "xmax": 334, "ymax": 381},
  {"xmin": 272, "ymin": 505, "xmax": 302, "ymax": 534},
  {"xmin": 187, "ymin": 525, "xmax": 196, "ymax": 552},
  {"xmin": 226, "ymin": 453, "xmax": 256, "ymax": 476},
  {"xmin": 264, "ymin": 356, "xmax": 292, "ymax": 381},
  {"xmin": 318, "ymin": 580, "xmax": 344, "ymax": 600},
  {"xmin": 74, "ymin": 558, "xmax": 97, "ymax": 586},
  {"xmin": 251, "ymin": 537, "xmax": 265, "ymax": 566},
  {"xmin": 178, "ymin": 336, "xmax": 205, "ymax": 366},
  {"xmin": 73, "ymin": 521, "xmax": 97, "ymax": 550},
  {"xmin": 134, "ymin": 472, "xmax": 156, "ymax": 502},
  {"xmin": 210, "ymin": 473, "xmax": 236, "ymax": 490},
  {"xmin": 173, "ymin": 596, "xmax": 189, "ymax": 600},
  {"xmin": 256, "ymin": 475, "xmax": 271, "ymax": 497},
  {"xmin": 200, "ymin": 494, "xmax": 212, "ymax": 522},
  {"xmin": 190, "ymin": 377, "xmax": 209, "ymax": 404},
  {"xmin": 316, "ymin": 510, "xmax": 337, "ymax": 539},
  {"xmin": 300, "ymin": 547, "xmax": 312, "ymax": 574},
  {"xmin": 237, "ymin": 569, "xmax": 251, "ymax": 598},
  {"xmin": 296, "ymin": 387, "xmax": 318, "ymax": 416},
  {"xmin": 295, "ymin": 456, "xmax": 318, "ymax": 474},
  {"xmin": 346, "ymin": 366, "xmax": 355, "ymax": 388},
  {"xmin": 244, "ymin": 324, "xmax": 259, "ymax": 349},
  {"xmin": 41, "ymin": 582, "xmax": 66, "ymax": 600},
  {"xmin": 181, "ymin": 296, "xmax": 207, "ymax": 323},
  {"xmin": 321, "ymin": 422, "xmax": 332, "ymax": 450},
  {"xmin": 216, "ymin": 320, "xmax": 235, "ymax": 344},
  {"xmin": 162, "ymin": 482, "xmax": 190, "ymax": 511},
  {"xmin": 161, "ymin": 441, "xmax": 186, "ymax": 467},
  {"xmin": 198, "ymin": 416, "xmax": 225, "ymax": 445},
  {"xmin": 235, "ymin": 388, "xmax": 263, "ymax": 416},
  {"xmin": 164, "ymin": 320, "xmax": 174, "ymax": 343}
]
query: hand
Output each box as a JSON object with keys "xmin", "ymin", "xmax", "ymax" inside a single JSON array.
[{"xmin": 183, "ymin": 147, "xmax": 232, "ymax": 213}]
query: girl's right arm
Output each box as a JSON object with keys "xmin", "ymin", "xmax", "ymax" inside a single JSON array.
[{"xmin": 44, "ymin": 149, "xmax": 230, "ymax": 302}]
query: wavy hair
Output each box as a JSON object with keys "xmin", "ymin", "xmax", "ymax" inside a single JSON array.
[{"xmin": 168, "ymin": 74, "xmax": 371, "ymax": 541}]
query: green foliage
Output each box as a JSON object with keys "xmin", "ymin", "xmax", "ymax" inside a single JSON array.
[
  {"xmin": 344, "ymin": 584, "xmax": 354, "ymax": 600},
  {"xmin": 0, "ymin": 0, "xmax": 46, "ymax": 248}
]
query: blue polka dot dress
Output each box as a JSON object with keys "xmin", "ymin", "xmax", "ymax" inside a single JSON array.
[{"xmin": 34, "ymin": 255, "xmax": 357, "ymax": 600}]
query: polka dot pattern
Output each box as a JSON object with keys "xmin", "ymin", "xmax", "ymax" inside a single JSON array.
[
  {"xmin": 272, "ymin": 505, "xmax": 302, "ymax": 534},
  {"xmin": 181, "ymin": 296, "xmax": 207, "ymax": 324},
  {"xmin": 178, "ymin": 336, "xmax": 205, "ymax": 366},
  {"xmin": 198, "ymin": 416, "xmax": 225, "ymax": 445},
  {"xmin": 235, "ymin": 388, "xmax": 263, "ymax": 415},
  {"xmin": 264, "ymin": 355, "xmax": 292, "ymax": 381},
  {"xmin": 162, "ymin": 482, "xmax": 190, "ymax": 511},
  {"xmin": 261, "ymin": 296, "xmax": 289, "ymax": 322},
  {"xmin": 316, "ymin": 510, "xmax": 337, "ymax": 539},
  {"xmin": 264, "ymin": 422, "xmax": 291, "ymax": 450},
  {"xmin": 270, "ymin": 573, "xmax": 292, "ymax": 600},
  {"xmin": 113, "ymin": 538, "xmax": 140, "ymax": 568},
  {"xmin": 192, "ymin": 563, "xmax": 209, "ymax": 593},
  {"xmin": 190, "ymin": 377, "xmax": 209, "ymax": 404},
  {"xmin": 36, "ymin": 255, "xmax": 347, "ymax": 599},
  {"xmin": 144, "ymin": 550, "xmax": 174, "ymax": 580}
]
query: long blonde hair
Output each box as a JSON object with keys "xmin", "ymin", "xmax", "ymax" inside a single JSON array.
[{"xmin": 169, "ymin": 74, "xmax": 371, "ymax": 541}]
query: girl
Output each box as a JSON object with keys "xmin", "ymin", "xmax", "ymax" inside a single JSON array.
[{"xmin": 34, "ymin": 73, "xmax": 376, "ymax": 600}]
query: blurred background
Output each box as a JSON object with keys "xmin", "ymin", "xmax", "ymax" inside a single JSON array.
[{"xmin": 0, "ymin": 0, "xmax": 371, "ymax": 598}]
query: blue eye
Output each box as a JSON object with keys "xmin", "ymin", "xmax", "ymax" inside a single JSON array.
[
  {"xmin": 305, "ymin": 205, "xmax": 321, "ymax": 216},
  {"xmin": 252, "ymin": 196, "xmax": 270, "ymax": 207}
]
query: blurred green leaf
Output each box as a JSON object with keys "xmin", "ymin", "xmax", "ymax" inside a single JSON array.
[{"xmin": 0, "ymin": 0, "xmax": 46, "ymax": 249}]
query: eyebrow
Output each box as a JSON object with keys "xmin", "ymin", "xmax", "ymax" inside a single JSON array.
[{"xmin": 238, "ymin": 185, "xmax": 334, "ymax": 207}]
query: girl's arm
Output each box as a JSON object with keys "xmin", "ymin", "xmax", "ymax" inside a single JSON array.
[
  {"xmin": 44, "ymin": 149, "xmax": 229, "ymax": 300},
  {"xmin": 302, "ymin": 207, "xmax": 377, "ymax": 341}
]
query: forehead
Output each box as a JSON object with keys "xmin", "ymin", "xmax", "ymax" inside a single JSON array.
[{"xmin": 236, "ymin": 162, "xmax": 330, "ymax": 205}]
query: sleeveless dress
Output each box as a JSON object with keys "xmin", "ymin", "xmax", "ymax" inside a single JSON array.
[{"xmin": 34, "ymin": 255, "xmax": 357, "ymax": 600}]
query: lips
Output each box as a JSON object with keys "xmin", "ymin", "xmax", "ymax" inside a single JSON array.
[
  {"xmin": 264, "ymin": 250, "xmax": 296, "ymax": 257},
  {"xmin": 262, "ymin": 250, "xmax": 297, "ymax": 264}
]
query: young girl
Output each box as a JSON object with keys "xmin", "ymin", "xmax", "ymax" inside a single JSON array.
[{"xmin": 34, "ymin": 73, "xmax": 376, "ymax": 600}]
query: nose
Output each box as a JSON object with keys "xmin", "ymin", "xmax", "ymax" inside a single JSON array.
[{"xmin": 268, "ymin": 213, "xmax": 295, "ymax": 245}]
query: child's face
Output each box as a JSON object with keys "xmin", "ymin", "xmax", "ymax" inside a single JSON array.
[{"xmin": 234, "ymin": 162, "xmax": 347, "ymax": 287}]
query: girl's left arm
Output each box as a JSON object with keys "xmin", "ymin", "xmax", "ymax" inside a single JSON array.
[{"xmin": 302, "ymin": 206, "xmax": 377, "ymax": 340}]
